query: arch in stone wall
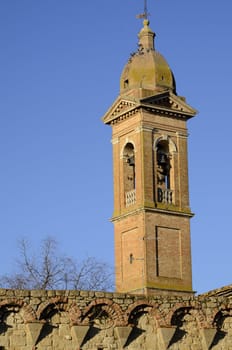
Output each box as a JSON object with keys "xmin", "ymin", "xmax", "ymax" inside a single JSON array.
[
  {"xmin": 0, "ymin": 299, "xmax": 36, "ymax": 323},
  {"xmin": 81, "ymin": 298, "xmax": 125, "ymax": 328},
  {"xmin": 165, "ymin": 300, "xmax": 203, "ymax": 326},
  {"xmin": 0, "ymin": 299, "xmax": 24, "ymax": 310},
  {"xmin": 167, "ymin": 306, "xmax": 204, "ymax": 349},
  {"xmin": 126, "ymin": 301, "xmax": 154, "ymax": 326},
  {"xmin": 0, "ymin": 299, "xmax": 27, "ymax": 348},
  {"xmin": 213, "ymin": 309, "xmax": 232, "ymax": 327},
  {"xmin": 36, "ymin": 296, "xmax": 69, "ymax": 321},
  {"xmin": 34, "ymin": 296, "xmax": 75, "ymax": 348},
  {"xmin": 170, "ymin": 306, "xmax": 194, "ymax": 326},
  {"xmin": 210, "ymin": 302, "xmax": 232, "ymax": 326},
  {"xmin": 210, "ymin": 307, "xmax": 232, "ymax": 349},
  {"xmin": 122, "ymin": 301, "xmax": 159, "ymax": 349}
]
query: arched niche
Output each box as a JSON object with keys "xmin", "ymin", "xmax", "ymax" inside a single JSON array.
[
  {"xmin": 122, "ymin": 142, "xmax": 136, "ymax": 207},
  {"xmin": 153, "ymin": 135, "xmax": 177, "ymax": 204}
]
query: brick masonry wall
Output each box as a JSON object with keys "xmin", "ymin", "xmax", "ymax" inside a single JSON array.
[{"xmin": 0, "ymin": 289, "xmax": 231, "ymax": 349}]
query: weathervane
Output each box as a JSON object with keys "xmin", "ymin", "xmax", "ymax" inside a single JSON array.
[{"xmin": 136, "ymin": 0, "xmax": 149, "ymax": 20}]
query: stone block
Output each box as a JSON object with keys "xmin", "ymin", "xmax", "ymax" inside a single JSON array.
[
  {"xmin": 71, "ymin": 325, "xmax": 90, "ymax": 347},
  {"xmin": 114, "ymin": 326, "xmax": 132, "ymax": 348},
  {"xmin": 26, "ymin": 322, "xmax": 44, "ymax": 346},
  {"xmin": 157, "ymin": 326, "xmax": 176, "ymax": 349},
  {"xmin": 200, "ymin": 328, "xmax": 217, "ymax": 350}
]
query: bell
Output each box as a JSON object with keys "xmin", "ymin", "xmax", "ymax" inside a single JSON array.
[{"xmin": 159, "ymin": 153, "xmax": 166, "ymax": 164}]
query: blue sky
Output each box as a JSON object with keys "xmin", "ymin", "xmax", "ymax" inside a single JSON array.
[{"xmin": 0, "ymin": 0, "xmax": 231, "ymax": 294}]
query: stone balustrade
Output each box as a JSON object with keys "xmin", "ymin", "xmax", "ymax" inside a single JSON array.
[
  {"xmin": 125, "ymin": 189, "xmax": 136, "ymax": 207},
  {"xmin": 158, "ymin": 188, "xmax": 173, "ymax": 204}
]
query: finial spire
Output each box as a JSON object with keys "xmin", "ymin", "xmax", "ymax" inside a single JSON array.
[
  {"xmin": 136, "ymin": 0, "xmax": 149, "ymax": 20},
  {"xmin": 144, "ymin": 0, "xmax": 148, "ymax": 19}
]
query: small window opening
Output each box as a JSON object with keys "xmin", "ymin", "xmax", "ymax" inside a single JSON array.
[{"xmin": 124, "ymin": 79, "xmax": 129, "ymax": 88}]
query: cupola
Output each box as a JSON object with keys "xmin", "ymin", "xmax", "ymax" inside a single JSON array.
[{"xmin": 120, "ymin": 19, "xmax": 176, "ymax": 97}]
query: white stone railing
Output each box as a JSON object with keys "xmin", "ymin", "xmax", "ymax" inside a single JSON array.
[
  {"xmin": 125, "ymin": 189, "xmax": 136, "ymax": 207},
  {"xmin": 157, "ymin": 188, "xmax": 173, "ymax": 204}
]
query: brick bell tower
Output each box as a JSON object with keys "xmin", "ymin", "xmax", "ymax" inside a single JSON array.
[{"xmin": 103, "ymin": 19, "xmax": 197, "ymax": 296}]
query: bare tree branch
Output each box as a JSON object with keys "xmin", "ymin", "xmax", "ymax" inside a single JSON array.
[{"xmin": 0, "ymin": 237, "xmax": 114, "ymax": 291}]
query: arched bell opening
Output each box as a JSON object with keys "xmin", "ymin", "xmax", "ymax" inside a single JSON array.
[
  {"xmin": 155, "ymin": 139, "xmax": 174, "ymax": 204},
  {"xmin": 123, "ymin": 142, "xmax": 136, "ymax": 207}
]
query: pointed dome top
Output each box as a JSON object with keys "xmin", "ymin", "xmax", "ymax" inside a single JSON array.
[
  {"xmin": 120, "ymin": 20, "xmax": 176, "ymax": 97},
  {"xmin": 138, "ymin": 19, "xmax": 155, "ymax": 50}
]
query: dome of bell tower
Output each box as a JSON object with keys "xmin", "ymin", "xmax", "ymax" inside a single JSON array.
[{"xmin": 120, "ymin": 19, "xmax": 176, "ymax": 97}]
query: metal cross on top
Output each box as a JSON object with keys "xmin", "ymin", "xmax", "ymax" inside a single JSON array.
[{"xmin": 136, "ymin": 0, "xmax": 149, "ymax": 20}]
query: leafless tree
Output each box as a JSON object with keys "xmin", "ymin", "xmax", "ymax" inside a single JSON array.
[{"xmin": 0, "ymin": 237, "xmax": 114, "ymax": 291}]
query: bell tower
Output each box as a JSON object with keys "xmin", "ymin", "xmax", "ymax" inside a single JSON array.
[{"xmin": 103, "ymin": 19, "xmax": 197, "ymax": 296}]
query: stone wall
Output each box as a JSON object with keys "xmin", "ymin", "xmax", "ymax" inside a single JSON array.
[{"xmin": 0, "ymin": 289, "xmax": 232, "ymax": 349}]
